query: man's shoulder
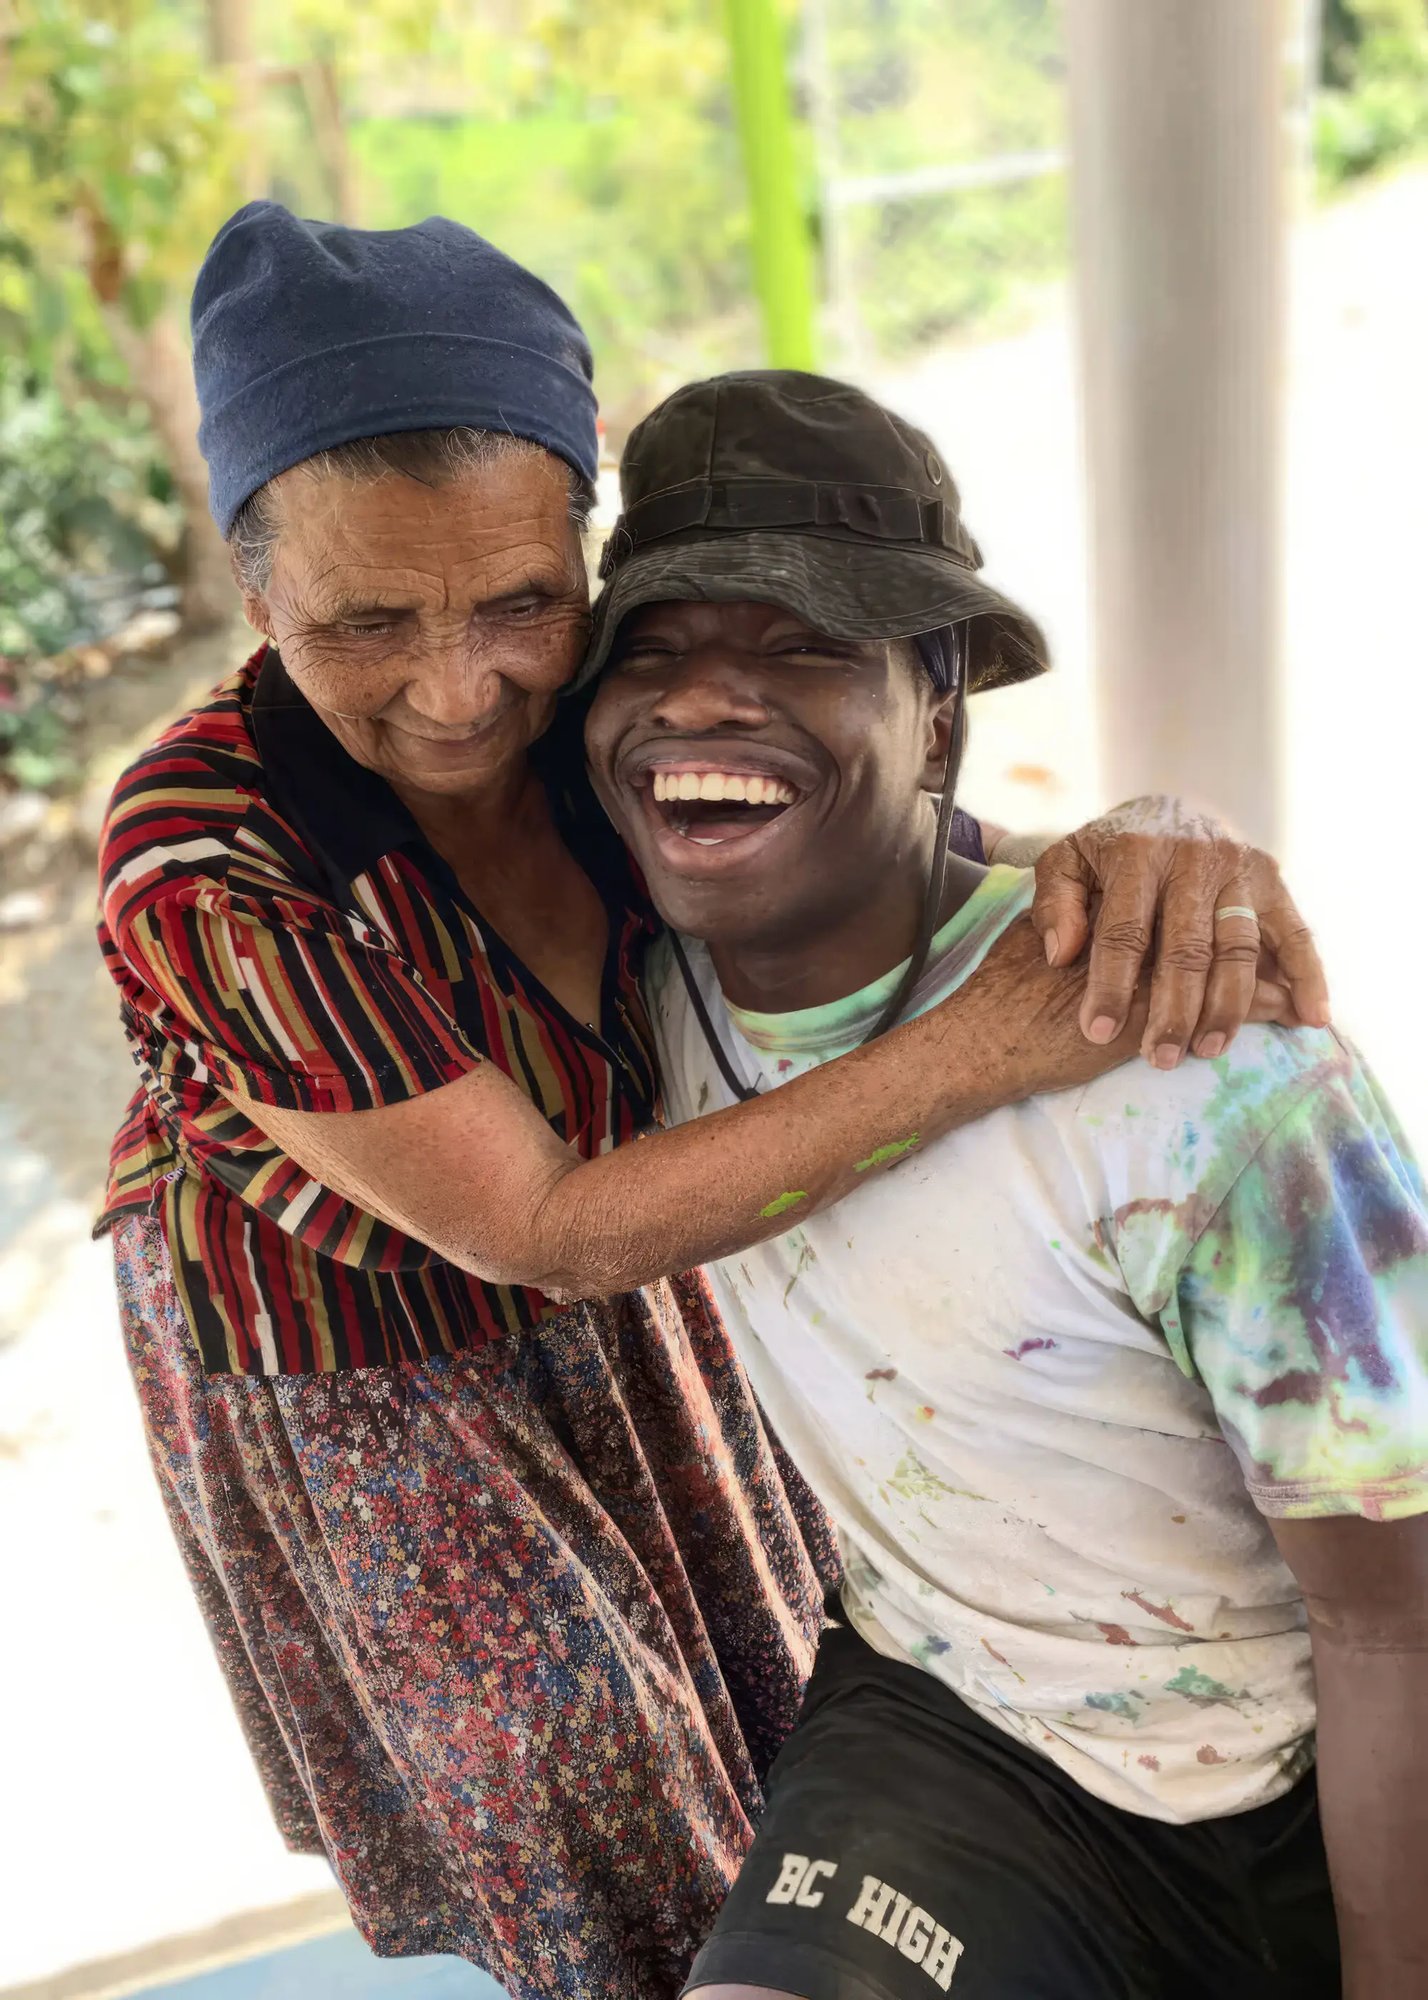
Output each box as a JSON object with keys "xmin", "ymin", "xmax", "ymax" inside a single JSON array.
[
  {"xmin": 641, "ymin": 933, "xmax": 681, "ymax": 1052},
  {"xmin": 644, "ymin": 930, "xmax": 677, "ymax": 999},
  {"xmin": 1060, "ymin": 1025, "xmax": 1354, "ymax": 1314},
  {"xmin": 1072, "ymin": 1021, "xmax": 1349, "ymax": 1140},
  {"xmin": 641, "ymin": 933, "xmax": 706, "ymax": 1124}
]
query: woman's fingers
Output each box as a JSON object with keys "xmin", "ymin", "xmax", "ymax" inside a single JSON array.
[
  {"xmin": 1026, "ymin": 797, "xmax": 1329, "ymax": 1058},
  {"xmin": 1031, "ymin": 798, "xmax": 1240, "ymax": 1050},
  {"xmin": 1187, "ymin": 896, "xmax": 1261, "ymax": 1059},
  {"xmin": 1255, "ymin": 879, "xmax": 1331, "ymax": 1029},
  {"xmin": 1248, "ymin": 975, "xmax": 1294, "ymax": 1025},
  {"xmin": 1029, "ymin": 838, "xmax": 1095, "ymax": 970},
  {"xmin": 1137, "ymin": 861, "xmax": 1227, "ymax": 1067},
  {"xmin": 1075, "ymin": 850, "xmax": 1162, "ymax": 1046}
]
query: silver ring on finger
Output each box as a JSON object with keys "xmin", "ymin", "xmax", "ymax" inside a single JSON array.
[{"xmin": 1214, "ymin": 906, "xmax": 1258, "ymax": 925}]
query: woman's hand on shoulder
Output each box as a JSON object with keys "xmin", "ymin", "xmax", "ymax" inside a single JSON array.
[
  {"xmin": 1024, "ymin": 795, "xmax": 1329, "ymax": 1070},
  {"xmin": 960, "ymin": 916, "xmax": 1149, "ymax": 1107}
]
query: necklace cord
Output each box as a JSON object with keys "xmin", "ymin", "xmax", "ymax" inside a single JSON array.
[
  {"xmin": 669, "ymin": 931, "xmax": 761, "ymax": 1103},
  {"xmin": 865, "ymin": 620, "xmax": 970, "ymax": 1044}
]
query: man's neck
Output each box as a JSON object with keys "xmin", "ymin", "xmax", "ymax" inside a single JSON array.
[{"xmin": 708, "ymin": 849, "xmax": 986, "ymax": 1014}]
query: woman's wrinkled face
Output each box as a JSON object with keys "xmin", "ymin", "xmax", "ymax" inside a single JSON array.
[{"xmin": 244, "ymin": 452, "xmax": 590, "ymax": 801}]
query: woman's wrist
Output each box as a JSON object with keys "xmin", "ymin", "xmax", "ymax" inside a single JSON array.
[{"xmin": 986, "ymin": 827, "xmax": 1062, "ymax": 870}]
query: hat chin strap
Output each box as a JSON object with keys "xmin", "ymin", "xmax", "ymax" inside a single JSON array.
[
  {"xmin": 669, "ymin": 621, "xmax": 972, "ymax": 1105},
  {"xmin": 864, "ymin": 626, "xmax": 970, "ymax": 1045}
]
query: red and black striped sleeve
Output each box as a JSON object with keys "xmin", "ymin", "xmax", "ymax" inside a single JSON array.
[{"xmin": 101, "ymin": 745, "xmax": 482, "ymax": 1117}]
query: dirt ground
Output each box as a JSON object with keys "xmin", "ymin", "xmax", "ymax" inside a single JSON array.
[{"xmin": 1, "ymin": 627, "xmax": 246, "ymax": 1226}]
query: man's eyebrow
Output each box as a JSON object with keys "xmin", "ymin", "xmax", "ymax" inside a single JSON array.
[{"xmin": 767, "ymin": 622, "xmax": 862, "ymax": 649}]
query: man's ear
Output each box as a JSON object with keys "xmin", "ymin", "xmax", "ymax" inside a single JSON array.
[{"xmin": 920, "ymin": 689, "xmax": 963, "ymax": 791}]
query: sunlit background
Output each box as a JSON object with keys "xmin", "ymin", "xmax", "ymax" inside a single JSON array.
[{"xmin": 2, "ymin": 2, "xmax": 1426, "ymax": 1995}]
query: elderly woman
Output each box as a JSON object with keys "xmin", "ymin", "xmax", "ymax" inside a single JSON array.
[{"xmin": 97, "ymin": 205, "xmax": 1323, "ymax": 2000}]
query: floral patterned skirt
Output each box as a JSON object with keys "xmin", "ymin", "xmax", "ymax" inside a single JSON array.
[{"xmin": 112, "ymin": 1213, "xmax": 838, "ymax": 2000}]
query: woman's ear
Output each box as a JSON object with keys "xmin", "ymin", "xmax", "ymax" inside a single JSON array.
[{"xmin": 233, "ymin": 566, "xmax": 275, "ymax": 640}]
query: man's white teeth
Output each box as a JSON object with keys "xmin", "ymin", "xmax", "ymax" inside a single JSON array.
[{"xmin": 651, "ymin": 771, "xmax": 798, "ymax": 805}]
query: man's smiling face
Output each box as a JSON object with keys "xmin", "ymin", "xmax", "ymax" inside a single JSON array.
[{"xmin": 585, "ymin": 598, "xmax": 953, "ymax": 954}]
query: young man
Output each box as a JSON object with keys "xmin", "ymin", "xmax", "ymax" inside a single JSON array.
[{"xmin": 582, "ymin": 372, "xmax": 1428, "ymax": 2000}]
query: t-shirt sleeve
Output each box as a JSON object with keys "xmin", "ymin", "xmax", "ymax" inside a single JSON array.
[
  {"xmin": 1160, "ymin": 1053, "xmax": 1428, "ymax": 1521},
  {"xmin": 109, "ymin": 873, "xmax": 483, "ymax": 1116},
  {"xmin": 947, "ymin": 807, "xmax": 987, "ymax": 865}
]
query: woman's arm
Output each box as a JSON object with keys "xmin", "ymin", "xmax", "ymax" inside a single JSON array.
[
  {"xmin": 231, "ymin": 916, "xmax": 1142, "ymax": 1299},
  {"xmin": 230, "ymin": 800, "xmax": 1322, "ymax": 1300}
]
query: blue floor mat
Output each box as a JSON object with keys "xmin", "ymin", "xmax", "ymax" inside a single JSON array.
[{"xmin": 137, "ymin": 1927, "xmax": 506, "ymax": 1999}]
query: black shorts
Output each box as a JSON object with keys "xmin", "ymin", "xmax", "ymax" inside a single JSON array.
[{"xmin": 683, "ymin": 1614, "xmax": 1339, "ymax": 2000}]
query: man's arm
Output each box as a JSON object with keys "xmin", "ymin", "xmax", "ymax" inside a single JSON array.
[
  {"xmin": 1160, "ymin": 1046, "xmax": 1428, "ymax": 1998},
  {"xmin": 1269, "ymin": 1514, "xmax": 1428, "ymax": 2000}
]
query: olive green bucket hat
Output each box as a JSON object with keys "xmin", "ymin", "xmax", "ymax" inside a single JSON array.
[{"xmin": 580, "ymin": 369, "xmax": 1049, "ymax": 693}]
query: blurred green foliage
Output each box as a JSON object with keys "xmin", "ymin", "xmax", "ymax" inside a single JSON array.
[
  {"xmin": 0, "ymin": 0, "xmax": 229, "ymax": 781},
  {"xmin": 334, "ymin": 0, "xmax": 1066, "ymax": 386},
  {"xmin": 0, "ymin": 355, "xmax": 180, "ymax": 784},
  {"xmin": 825, "ymin": 0, "xmax": 1065, "ymax": 351},
  {"xmin": 1317, "ymin": 0, "xmax": 1428, "ymax": 187},
  {"xmin": 334, "ymin": 0, "xmax": 755, "ymax": 420},
  {"xmin": 0, "ymin": 360, "xmax": 173, "ymax": 657},
  {"xmin": 0, "ymin": 0, "xmax": 241, "ymax": 337}
]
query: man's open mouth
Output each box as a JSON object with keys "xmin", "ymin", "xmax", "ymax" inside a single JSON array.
[{"xmin": 646, "ymin": 766, "xmax": 802, "ymax": 847}]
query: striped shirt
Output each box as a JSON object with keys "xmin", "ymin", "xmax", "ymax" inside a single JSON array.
[{"xmin": 96, "ymin": 646, "xmax": 657, "ymax": 1374}]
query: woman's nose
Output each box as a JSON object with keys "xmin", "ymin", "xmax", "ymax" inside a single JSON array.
[
  {"xmin": 649, "ymin": 652, "xmax": 772, "ymax": 731},
  {"xmin": 403, "ymin": 649, "xmax": 504, "ymax": 728}
]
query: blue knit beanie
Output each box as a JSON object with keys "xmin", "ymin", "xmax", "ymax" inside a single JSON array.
[{"xmin": 192, "ymin": 201, "xmax": 599, "ymax": 536}]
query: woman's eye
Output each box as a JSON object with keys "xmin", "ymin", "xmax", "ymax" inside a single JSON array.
[{"xmin": 339, "ymin": 618, "xmax": 396, "ymax": 637}]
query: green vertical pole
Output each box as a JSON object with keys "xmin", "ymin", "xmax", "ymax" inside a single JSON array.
[{"xmin": 725, "ymin": 0, "xmax": 818, "ymax": 369}]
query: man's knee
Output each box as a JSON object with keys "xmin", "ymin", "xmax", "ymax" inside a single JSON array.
[
  {"xmin": 684, "ymin": 1988, "xmax": 802, "ymax": 2000},
  {"xmin": 686, "ymin": 1987, "xmax": 876, "ymax": 2000}
]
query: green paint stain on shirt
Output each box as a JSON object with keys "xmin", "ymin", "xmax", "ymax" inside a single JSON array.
[
  {"xmin": 782, "ymin": 1239, "xmax": 815, "ymax": 1306},
  {"xmin": 854, "ymin": 1134, "xmax": 921, "ymax": 1172},
  {"xmin": 1164, "ymin": 1664, "xmax": 1236, "ymax": 1702},
  {"xmin": 1084, "ymin": 1691, "xmax": 1146, "ymax": 1720},
  {"xmin": 760, "ymin": 1190, "xmax": 807, "ymax": 1218}
]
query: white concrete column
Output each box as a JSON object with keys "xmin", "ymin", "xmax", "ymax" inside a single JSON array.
[{"xmin": 1064, "ymin": 0, "xmax": 1293, "ymax": 848}]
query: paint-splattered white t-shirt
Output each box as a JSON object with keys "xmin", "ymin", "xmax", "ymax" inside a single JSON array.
[{"xmin": 647, "ymin": 867, "xmax": 1428, "ymax": 1823}]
